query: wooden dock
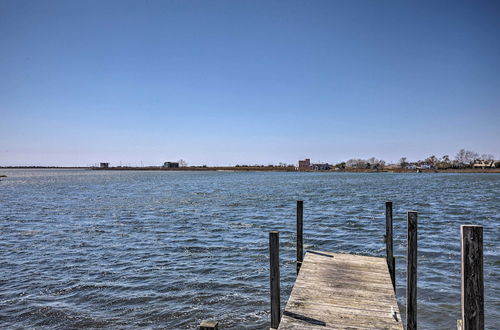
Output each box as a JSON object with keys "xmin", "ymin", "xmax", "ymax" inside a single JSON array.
[
  {"xmin": 199, "ymin": 201, "xmax": 485, "ymax": 330},
  {"xmin": 278, "ymin": 250, "xmax": 403, "ymax": 329}
]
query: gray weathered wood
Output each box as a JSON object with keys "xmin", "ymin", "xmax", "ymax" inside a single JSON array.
[
  {"xmin": 385, "ymin": 201, "xmax": 395, "ymax": 291},
  {"xmin": 297, "ymin": 200, "xmax": 304, "ymax": 274},
  {"xmin": 269, "ymin": 231, "xmax": 281, "ymax": 329},
  {"xmin": 199, "ymin": 320, "xmax": 219, "ymax": 330},
  {"xmin": 407, "ymin": 211, "xmax": 418, "ymax": 330},
  {"xmin": 461, "ymin": 225, "xmax": 484, "ymax": 330},
  {"xmin": 278, "ymin": 251, "xmax": 403, "ymax": 329}
]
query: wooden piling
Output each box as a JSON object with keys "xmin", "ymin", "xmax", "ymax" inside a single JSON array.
[
  {"xmin": 461, "ymin": 225, "xmax": 484, "ymax": 330},
  {"xmin": 385, "ymin": 201, "xmax": 395, "ymax": 291},
  {"xmin": 296, "ymin": 200, "xmax": 304, "ymax": 274},
  {"xmin": 269, "ymin": 231, "xmax": 281, "ymax": 329},
  {"xmin": 199, "ymin": 320, "xmax": 219, "ymax": 330},
  {"xmin": 406, "ymin": 211, "xmax": 417, "ymax": 330}
]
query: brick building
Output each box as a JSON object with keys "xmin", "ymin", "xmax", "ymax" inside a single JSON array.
[{"xmin": 298, "ymin": 159, "xmax": 311, "ymax": 171}]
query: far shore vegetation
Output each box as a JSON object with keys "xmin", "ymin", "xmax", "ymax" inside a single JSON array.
[
  {"xmin": 334, "ymin": 149, "xmax": 498, "ymax": 171},
  {"xmin": 2, "ymin": 149, "xmax": 499, "ymax": 172}
]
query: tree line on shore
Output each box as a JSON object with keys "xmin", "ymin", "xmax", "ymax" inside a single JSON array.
[
  {"xmin": 335, "ymin": 149, "xmax": 498, "ymax": 170},
  {"xmin": 208, "ymin": 149, "xmax": 499, "ymax": 170},
  {"xmin": 86, "ymin": 149, "xmax": 496, "ymax": 170}
]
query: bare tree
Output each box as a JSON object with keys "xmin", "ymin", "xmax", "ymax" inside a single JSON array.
[
  {"xmin": 346, "ymin": 157, "xmax": 385, "ymax": 169},
  {"xmin": 346, "ymin": 158, "xmax": 367, "ymax": 169},
  {"xmin": 435, "ymin": 155, "xmax": 451, "ymax": 169},
  {"xmin": 466, "ymin": 150, "xmax": 479, "ymax": 163},
  {"xmin": 399, "ymin": 157, "xmax": 408, "ymax": 169},
  {"xmin": 425, "ymin": 155, "xmax": 438, "ymax": 167},
  {"xmin": 481, "ymin": 154, "xmax": 494, "ymax": 161},
  {"xmin": 455, "ymin": 149, "xmax": 467, "ymax": 164},
  {"xmin": 178, "ymin": 159, "xmax": 188, "ymax": 167},
  {"xmin": 455, "ymin": 149, "xmax": 479, "ymax": 167}
]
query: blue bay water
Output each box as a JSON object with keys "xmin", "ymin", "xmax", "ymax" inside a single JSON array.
[{"xmin": 0, "ymin": 170, "xmax": 498, "ymax": 329}]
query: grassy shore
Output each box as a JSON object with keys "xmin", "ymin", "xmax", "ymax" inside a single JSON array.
[
  {"xmin": 1, "ymin": 166, "xmax": 499, "ymax": 173},
  {"xmin": 89, "ymin": 166, "xmax": 500, "ymax": 173}
]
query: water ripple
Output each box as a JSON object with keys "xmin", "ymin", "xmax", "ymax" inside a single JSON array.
[{"xmin": 0, "ymin": 170, "xmax": 498, "ymax": 329}]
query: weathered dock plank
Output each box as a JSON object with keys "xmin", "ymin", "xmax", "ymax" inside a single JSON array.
[{"xmin": 278, "ymin": 250, "xmax": 403, "ymax": 330}]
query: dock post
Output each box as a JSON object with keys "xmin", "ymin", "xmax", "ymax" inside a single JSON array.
[
  {"xmin": 385, "ymin": 201, "xmax": 395, "ymax": 291},
  {"xmin": 296, "ymin": 200, "xmax": 304, "ymax": 274},
  {"xmin": 461, "ymin": 225, "xmax": 484, "ymax": 330},
  {"xmin": 199, "ymin": 320, "xmax": 219, "ymax": 330},
  {"xmin": 269, "ymin": 231, "xmax": 281, "ymax": 329},
  {"xmin": 406, "ymin": 211, "xmax": 417, "ymax": 330}
]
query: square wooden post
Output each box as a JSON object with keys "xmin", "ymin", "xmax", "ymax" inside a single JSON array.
[
  {"xmin": 407, "ymin": 211, "xmax": 417, "ymax": 330},
  {"xmin": 461, "ymin": 225, "xmax": 484, "ymax": 330},
  {"xmin": 296, "ymin": 200, "xmax": 304, "ymax": 274},
  {"xmin": 269, "ymin": 231, "xmax": 281, "ymax": 329},
  {"xmin": 385, "ymin": 201, "xmax": 395, "ymax": 291}
]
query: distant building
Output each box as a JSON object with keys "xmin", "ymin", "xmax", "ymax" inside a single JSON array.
[
  {"xmin": 298, "ymin": 159, "xmax": 311, "ymax": 171},
  {"xmin": 312, "ymin": 163, "xmax": 331, "ymax": 171},
  {"xmin": 163, "ymin": 162, "xmax": 179, "ymax": 168},
  {"xmin": 473, "ymin": 160, "xmax": 494, "ymax": 169},
  {"xmin": 100, "ymin": 162, "xmax": 109, "ymax": 168}
]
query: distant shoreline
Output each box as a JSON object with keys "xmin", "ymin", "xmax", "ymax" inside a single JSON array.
[{"xmin": 1, "ymin": 166, "xmax": 499, "ymax": 173}]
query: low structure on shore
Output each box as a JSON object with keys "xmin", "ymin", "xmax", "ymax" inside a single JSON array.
[
  {"xmin": 311, "ymin": 163, "xmax": 331, "ymax": 170},
  {"xmin": 473, "ymin": 160, "xmax": 495, "ymax": 169},
  {"xmin": 297, "ymin": 159, "xmax": 331, "ymax": 171},
  {"xmin": 297, "ymin": 159, "xmax": 311, "ymax": 171},
  {"xmin": 163, "ymin": 162, "xmax": 179, "ymax": 168}
]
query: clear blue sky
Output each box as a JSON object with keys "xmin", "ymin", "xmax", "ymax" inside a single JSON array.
[{"xmin": 1, "ymin": 0, "xmax": 499, "ymax": 166}]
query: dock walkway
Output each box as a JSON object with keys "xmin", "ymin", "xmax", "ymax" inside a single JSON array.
[{"xmin": 278, "ymin": 250, "xmax": 403, "ymax": 329}]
